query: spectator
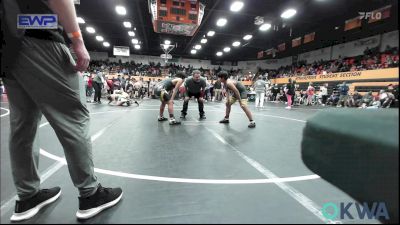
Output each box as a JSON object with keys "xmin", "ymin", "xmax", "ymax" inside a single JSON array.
[
  {"xmin": 306, "ymin": 82, "xmax": 315, "ymax": 106},
  {"xmin": 347, "ymin": 91, "xmax": 362, "ymax": 107},
  {"xmin": 285, "ymin": 78, "xmax": 296, "ymax": 110},
  {"xmin": 253, "ymin": 76, "xmax": 267, "ymax": 108},
  {"xmin": 337, "ymin": 81, "xmax": 349, "ymax": 107},
  {"xmin": 320, "ymin": 83, "xmax": 329, "ymax": 106},
  {"xmin": 359, "ymin": 91, "xmax": 374, "ymax": 108}
]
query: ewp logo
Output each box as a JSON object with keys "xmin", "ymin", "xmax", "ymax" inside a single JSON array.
[
  {"xmin": 321, "ymin": 202, "xmax": 390, "ymax": 221},
  {"xmin": 17, "ymin": 14, "xmax": 58, "ymax": 29},
  {"xmin": 358, "ymin": 12, "xmax": 382, "ymax": 20}
]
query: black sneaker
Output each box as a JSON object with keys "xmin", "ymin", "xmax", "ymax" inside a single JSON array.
[
  {"xmin": 134, "ymin": 101, "xmax": 139, "ymax": 106},
  {"xmin": 10, "ymin": 187, "xmax": 61, "ymax": 222},
  {"xmin": 248, "ymin": 121, "xmax": 256, "ymax": 128},
  {"xmin": 219, "ymin": 118, "xmax": 230, "ymax": 124},
  {"xmin": 76, "ymin": 185, "xmax": 123, "ymax": 220},
  {"xmin": 199, "ymin": 115, "xmax": 206, "ymax": 120},
  {"xmin": 180, "ymin": 114, "xmax": 186, "ymax": 119}
]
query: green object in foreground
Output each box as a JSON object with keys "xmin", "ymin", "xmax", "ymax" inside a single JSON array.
[{"xmin": 301, "ymin": 109, "xmax": 399, "ymax": 224}]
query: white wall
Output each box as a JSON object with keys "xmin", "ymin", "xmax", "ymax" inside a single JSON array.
[
  {"xmin": 89, "ymin": 51, "xmax": 108, "ymax": 60},
  {"xmin": 237, "ymin": 56, "xmax": 293, "ymax": 72},
  {"xmin": 298, "ymin": 47, "xmax": 331, "ymax": 63},
  {"xmin": 381, "ymin": 30, "xmax": 399, "ymax": 51},
  {"xmin": 332, "ymin": 35, "xmax": 381, "ymax": 59},
  {"xmin": 179, "ymin": 58, "xmax": 212, "ymax": 69}
]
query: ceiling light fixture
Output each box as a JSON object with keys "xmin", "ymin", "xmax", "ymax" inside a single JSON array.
[
  {"xmin": 195, "ymin": 45, "xmax": 202, "ymax": 50},
  {"xmin": 191, "ymin": 49, "xmax": 197, "ymax": 54},
  {"xmin": 243, "ymin": 34, "xmax": 253, "ymax": 40},
  {"xmin": 103, "ymin": 42, "xmax": 110, "ymax": 47},
  {"xmin": 216, "ymin": 18, "xmax": 227, "ymax": 27},
  {"xmin": 134, "ymin": 45, "xmax": 141, "ymax": 49},
  {"xmin": 164, "ymin": 40, "xmax": 171, "ymax": 45},
  {"xmin": 207, "ymin": 31, "xmax": 215, "ymax": 37},
  {"xmin": 230, "ymin": 1, "xmax": 244, "ymax": 12},
  {"xmin": 223, "ymin": 47, "xmax": 231, "ymax": 52},
  {"xmin": 201, "ymin": 38, "xmax": 208, "ymax": 44},
  {"xmin": 95, "ymin": 36, "xmax": 104, "ymax": 41},
  {"xmin": 232, "ymin": 41, "xmax": 241, "ymax": 47},
  {"xmin": 281, "ymin": 9, "xmax": 297, "ymax": 19},
  {"xmin": 77, "ymin": 17, "xmax": 85, "ymax": 24},
  {"xmin": 86, "ymin": 26, "xmax": 95, "ymax": 33},
  {"xmin": 216, "ymin": 52, "xmax": 223, "ymax": 56},
  {"xmin": 259, "ymin": 23, "xmax": 271, "ymax": 31},
  {"xmin": 128, "ymin": 31, "xmax": 135, "ymax": 36},
  {"xmin": 123, "ymin": 21, "xmax": 132, "ymax": 28},
  {"xmin": 115, "ymin": 6, "xmax": 127, "ymax": 15},
  {"xmin": 131, "ymin": 38, "xmax": 139, "ymax": 44}
]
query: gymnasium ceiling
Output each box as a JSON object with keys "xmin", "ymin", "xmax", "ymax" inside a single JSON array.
[{"xmin": 75, "ymin": 0, "xmax": 398, "ymax": 62}]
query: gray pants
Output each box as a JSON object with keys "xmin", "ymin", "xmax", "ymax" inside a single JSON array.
[{"xmin": 3, "ymin": 37, "xmax": 98, "ymax": 200}]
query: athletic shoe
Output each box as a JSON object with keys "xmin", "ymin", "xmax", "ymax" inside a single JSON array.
[
  {"xmin": 180, "ymin": 113, "xmax": 186, "ymax": 119},
  {"xmin": 248, "ymin": 121, "xmax": 256, "ymax": 128},
  {"xmin": 285, "ymin": 106, "xmax": 292, "ymax": 109},
  {"xmin": 169, "ymin": 118, "xmax": 181, "ymax": 125},
  {"xmin": 10, "ymin": 187, "xmax": 61, "ymax": 222},
  {"xmin": 76, "ymin": 185, "xmax": 123, "ymax": 220},
  {"xmin": 199, "ymin": 115, "xmax": 206, "ymax": 120},
  {"xmin": 158, "ymin": 116, "xmax": 168, "ymax": 121},
  {"xmin": 219, "ymin": 118, "xmax": 230, "ymax": 124},
  {"xmin": 134, "ymin": 101, "xmax": 139, "ymax": 106}
]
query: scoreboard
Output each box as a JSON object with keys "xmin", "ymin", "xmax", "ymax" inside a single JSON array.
[{"xmin": 149, "ymin": 0, "xmax": 205, "ymax": 36}]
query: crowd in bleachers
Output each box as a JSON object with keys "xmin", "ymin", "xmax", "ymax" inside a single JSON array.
[
  {"xmin": 87, "ymin": 46, "xmax": 398, "ymax": 84},
  {"xmin": 264, "ymin": 81, "xmax": 399, "ymax": 109},
  {"xmin": 82, "ymin": 46, "xmax": 399, "ymax": 108},
  {"xmin": 260, "ymin": 46, "xmax": 399, "ymax": 79}
]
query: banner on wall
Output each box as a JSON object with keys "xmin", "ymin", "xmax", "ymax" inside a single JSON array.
[
  {"xmin": 278, "ymin": 43, "xmax": 286, "ymax": 52},
  {"xmin": 292, "ymin": 37, "xmax": 302, "ymax": 47},
  {"xmin": 368, "ymin": 5, "xmax": 391, "ymax": 23},
  {"xmin": 270, "ymin": 68, "xmax": 399, "ymax": 84},
  {"xmin": 304, "ymin": 32, "xmax": 315, "ymax": 44},
  {"xmin": 257, "ymin": 51, "xmax": 264, "ymax": 59},
  {"xmin": 344, "ymin": 16, "xmax": 362, "ymax": 31}
]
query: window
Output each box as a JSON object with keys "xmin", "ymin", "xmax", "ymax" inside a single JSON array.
[
  {"xmin": 189, "ymin": 14, "xmax": 197, "ymax": 20},
  {"xmin": 160, "ymin": 0, "xmax": 166, "ymax": 4},
  {"xmin": 172, "ymin": 1, "xmax": 179, "ymax": 6},
  {"xmin": 159, "ymin": 10, "xmax": 167, "ymax": 17},
  {"xmin": 190, "ymin": 3, "xmax": 196, "ymax": 9},
  {"xmin": 170, "ymin": 7, "xmax": 186, "ymax": 15},
  {"xmin": 180, "ymin": 2, "xmax": 185, "ymax": 7}
]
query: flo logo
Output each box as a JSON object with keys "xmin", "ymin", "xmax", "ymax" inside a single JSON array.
[
  {"xmin": 358, "ymin": 12, "xmax": 382, "ymax": 20},
  {"xmin": 321, "ymin": 202, "xmax": 390, "ymax": 221}
]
